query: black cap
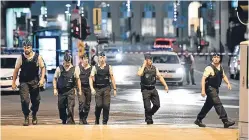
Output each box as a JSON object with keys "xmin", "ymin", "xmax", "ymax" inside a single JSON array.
[
  {"xmin": 80, "ymin": 53, "xmax": 89, "ymax": 59},
  {"xmin": 22, "ymin": 39, "xmax": 32, "ymax": 47},
  {"xmin": 144, "ymin": 53, "xmax": 152, "ymax": 60},
  {"xmin": 64, "ymin": 54, "xmax": 71, "ymax": 62},
  {"xmin": 212, "ymin": 52, "xmax": 220, "ymax": 57},
  {"xmin": 98, "ymin": 52, "xmax": 105, "ymax": 56}
]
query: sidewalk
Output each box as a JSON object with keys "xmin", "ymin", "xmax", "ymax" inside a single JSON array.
[{"xmin": 1, "ymin": 125, "xmax": 238, "ymax": 140}]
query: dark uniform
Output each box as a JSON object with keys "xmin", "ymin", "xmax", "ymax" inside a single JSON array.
[
  {"xmin": 184, "ymin": 55, "xmax": 195, "ymax": 85},
  {"xmin": 78, "ymin": 64, "xmax": 92, "ymax": 124},
  {"xmin": 91, "ymin": 55, "xmax": 97, "ymax": 66},
  {"xmin": 195, "ymin": 63, "xmax": 235, "ymax": 128},
  {"xmin": 19, "ymin": 53, "xmax": 41, "ymax": 125},
  {"xmin": 94, "ymin": 64, "xmax": 111, "ymax": 125},
  {"xmin": 57, "ymin": 65, "xmax": 76, "ymax": 124},
  {"xmin": 140, "ymin": 65, "xmax": 160, "ymax": 124}
]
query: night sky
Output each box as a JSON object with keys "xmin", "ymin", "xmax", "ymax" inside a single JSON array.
[{"xmin": 31, "ymin": 1, "xmax": 74, "ymax": 16}]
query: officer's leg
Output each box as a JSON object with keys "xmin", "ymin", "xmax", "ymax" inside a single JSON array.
[
  {"xmin": 150, "ymin": 89, "xmax": 160, "ymax": 116},
  {"xmin": 29, "ymin": 79, "xmax": 40, "ymax": 125},
  {"xmin": 190, "ymin": 68, "xmax": 196, "ymax": 84},
  {"xmin": 19, "ymin": 82, "xmax": 31, "ymax": 126},
  {"xmin": 142, "ymin": 89, "xmax": 152, "ymax": 123},
  {"xmin": 58, "ymin": 93, "xmax": 67, "ymax": 124},
  {"xmin": 83, "ymin": 88, "xmax": 92, "ymax": 122},
  {"xmin": 78, "ymin": 89, "xmax": 85, "ymax": 124},
  {"xmin": 67, "ymin": 89, "xmax": 76, "ymax": 124},
  {"xmin": 102, "ymin": 87, "xmax": 111, "ymax": 124},
  {"xmin": 95, "ymin": 88, "xmax": 103, "ymax": 124},
  {"xmin": 185, "ymin": 67, "xmax": 190, "ymax": 84},
  {"xmin": 197, "ymin": 95, "xmax": 213, "ymax": 120}
]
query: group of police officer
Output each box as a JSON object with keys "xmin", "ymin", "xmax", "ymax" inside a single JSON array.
[{"xmin": 12, "ymin": 39, "xmax": 235, "ymax": 128}]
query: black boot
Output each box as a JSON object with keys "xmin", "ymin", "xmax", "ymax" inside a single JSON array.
[
  {"xmin": 23, "ymin": 115, "xmax": 29, "ymax": 126},
  {"xmin": 146, "ymin": 119, "xmax": 153, "ymax": 125},
  {"xmin": 32, "ymin": 115, "xmax": 38, "ymax": 125},
  {"xmin": 79, "ymin": 119, "xmax": 84, "ymax": 125},
  {"xmin": 223, "ymin": 120, "xmax": 235, "ymax": 128},
  {"xmin": 194, "ymin": 119, "xmax": 206, "ymax": 127},
  {"xmin": 62, "ymin": 120, "xmax": 67, "ymax": 124},
  {"xmin": 83, "ymin": 119, "xmax": 88, "ymax": 125},
  {"xmin": 95, "ymin": 118, "xmax": 100, "ymax": 125}
]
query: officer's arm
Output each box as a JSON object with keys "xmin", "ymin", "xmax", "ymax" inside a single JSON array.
[
  {"xmin": 12, "ymin": 56, "xmax": 21, "ymax": 85},
  {"xmin": 137, "ymin": 66, "xmax": 145, "ymax": 76},
  {"xmin": 222, "ymin": 69, "xmax": 231, "ymax": 85},
  {"xmin": 109, "ymin": 65, "xmax": 116, "ymax": 90},
  {"xmin": 202, "ymin": 67, "xmax": 211, "ymax": 92},
  {"xmin": 156, "ymin": 68, "xmax": 168, "ymax": 89},
  {"xmin": 53, "ymin": 67, "xmax": 60, "ymax": 90},
  {"xmin": 38, "ymin": 56, "xmax": 45, "ymax": 81},
  {"xmin": 89, "ymin": 66, "xmax": 96, "ymax": 90},
  {"xmin": 75, "ymin": 66, "xmax": 82, "ymax": 92}
]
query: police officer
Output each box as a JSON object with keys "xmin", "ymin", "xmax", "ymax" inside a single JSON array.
[
  {"xmin": 195, "ymin": 53, "xmax": 235, "ymax": 128},
  {"xmin": 91, "ymin": 49, "xmax": 98, "ymax": 66},
  {"xmin": 183, "ymin": 50, "xmax": 196, "ymax": 85},
  {"xmin": 12, "ymin": 39, "xmax": 46, "ymax": 126},
  {"xmin": 53, "ymin": 54, "xmax": 82, "ymax": 124},
  {"xmin": 89, "ymin": 52, "xmax": 117, "ymax": 125},
  {"xmin": 78, "ymin": 54, "xmax": 92, "ymax": 124},
  {"xmin": 137, "ymin": 53, "xmax": 169, "ymax": 124}
]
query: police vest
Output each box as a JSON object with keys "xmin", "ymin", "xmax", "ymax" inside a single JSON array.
[
  {"xmin": 19, "ymin": 53, "xmax": 39, "ymax": 82},
  {"xmin": 57, "ymin": 65, "xmax": 76, "ymax": 90},
  {"xmin": 94, "ymin": 64, "xmax": 110, "ymax": 86},
  {"xmin": 184, "ymin": 55, "xmax": 192, "ymax": 65},
  {"xmin": 205, "ymin": 64, "xmax": 223, "ymax": 89},
  {"xmin": 140, "ymin": 65, "xmax": 157, "ymax": 87},
  {"xmin": 79, "ymin": 64, "xmax": 92, "ymax": 87}
]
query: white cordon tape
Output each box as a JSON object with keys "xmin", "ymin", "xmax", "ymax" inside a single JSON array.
[{"xmin": 1, "ymin": 47, "xmax": 236, "ymax": 56}]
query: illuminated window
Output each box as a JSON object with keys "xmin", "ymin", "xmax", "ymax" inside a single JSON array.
[{"xmin": 141, "ymin": 3, "xmax": 156, "ymax": 36}]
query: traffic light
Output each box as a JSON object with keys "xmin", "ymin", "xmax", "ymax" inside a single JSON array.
[
  {"xmin": 237, "ymin": 1, "xmax": 248, "ymax": 25},
  {"xmin": 81, "ymin": 17, "xmax": 91, "ymax": 40},
  {"xmin": 70, "ymin": 19, "xmax": 80, "ymax": 38}
]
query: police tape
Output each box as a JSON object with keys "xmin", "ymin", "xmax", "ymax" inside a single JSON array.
[{"xmin": 1, "ymin": 47, "xmax": 237, "ymax": 56}]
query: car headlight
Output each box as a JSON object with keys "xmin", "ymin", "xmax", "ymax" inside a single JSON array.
[
  {"xmin": 176, "ymin": 68, "xmax": 184, "ymax": 74},
  {"xmin": 5, "ymin": 76, "xmax": 13, "ymax": 80},
  {"xmin": 116, "ymin": 54, "xmax": 122, "ymax": 60}
]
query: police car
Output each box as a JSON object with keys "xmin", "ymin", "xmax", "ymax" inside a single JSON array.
[
  {"xmin": 104, "ymin": 47, "xmax": 123, "ymax": 64},
  {"xmin": 150, "ymin": 51, "xmax": 185, "ymax": 86},
  {"xmin": 0, "ymin": 54, "xmax": 48, "ymax": 92}
]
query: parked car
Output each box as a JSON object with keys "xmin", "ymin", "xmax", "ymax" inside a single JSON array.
[{"xmin": 229, "ymin": 45, "xmax": 240, "ymax": 80}]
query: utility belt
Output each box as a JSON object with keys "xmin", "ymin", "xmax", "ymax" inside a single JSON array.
[
  {"xmin": 94, "ymin": 84, "xmax": 110, "ymax": 89},
  {"xmin": 81, "ymin": 83, "xmax": 90, "ymax": 88},
  {"xmin": 58, "ymin": 87, "xmax": 74, "ymax": 94},
  {"xmin": 141, "ymin": 84, "xmax": 155, "ymax": 90}
]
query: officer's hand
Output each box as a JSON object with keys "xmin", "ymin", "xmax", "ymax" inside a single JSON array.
[
  {"xmin": 91, "ymin": 88, "xmax": 96, "ymax": 95},
  {"xmin": 38, "ymin": 79, "xmax": 44, "ymax": 87},
  {"xmin": 113, "ymin": 90, "xmax": 117, "ymax": 97},
  {"xmin": 164, "ymin": 86, "xmax": 169, "ymax": 93},
  {"xmin": 54, "ymin": 89, "xmax": 58, "ymax": 96},
  {"xmin": 12, "ymin": 82, "xmax": 17, "ymax": 90},
  {"xmin": 78, "ymin": 90, "xmax": 82, "ymax": 96},
  {"xmin": 142, "ymin": 60, "xmax": 147, "ymax": 67},
  {"xmin": 227, "ymin": 83, "xmax": 232, "ymax": 90},
  {"xmin": 201, "ymin": 90, "xmax": 206, "ymax": 97}
]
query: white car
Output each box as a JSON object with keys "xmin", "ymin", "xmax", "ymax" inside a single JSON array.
[
  {"xmin": 229, "ymin": 45, "xmax": 240, "ymax": 80},
  {"xmin": 104, "ymin": 47, "xmax": 123, "ymax": 64},
  {"xmin": 0, "ymin": 54, "xmax": 48, "ymax": 92},
  {"xmin": 150, "ymin": 51, "xmax": 185, "ymax": 86}
]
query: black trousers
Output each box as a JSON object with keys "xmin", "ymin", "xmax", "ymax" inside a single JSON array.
[
  {"xmin": 141, "ymin": 88, "xmax": 160, "ymax": 122},
  {"xmin": 94, "ymin": 86, "xmax": 111, "ymax": 123},
  {"xmin": 197, "ymin": 86, "xmax": 228, "ymax": 121},
  {"xmin": 58, "ymin": 88, "xmax": 75, "ymax": 124},
  {"xmin": 185, "ymin": 66, "xmax": 195, "ymax": 84},
  {"xmin": 78, "ymin": 87, "xmax": 91, "ymax": 120},
  {"xmin": 19, "ymin": 79, "xmax": 40, "ymax": 116}
]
